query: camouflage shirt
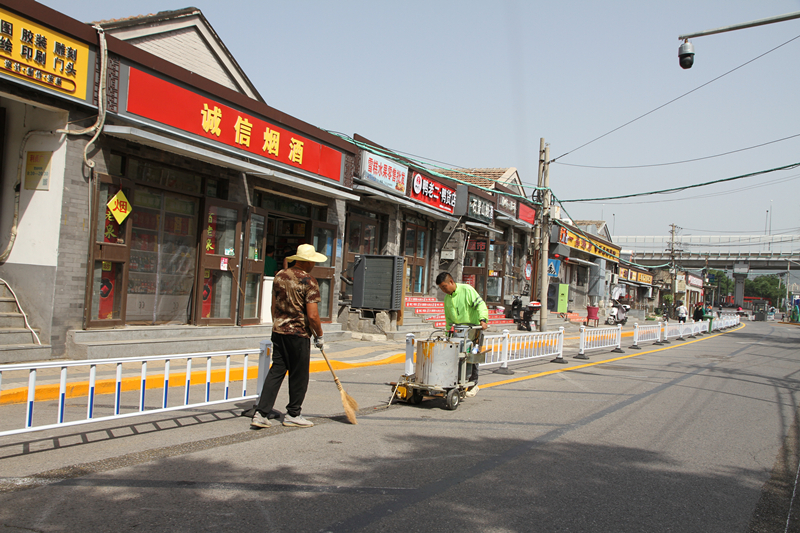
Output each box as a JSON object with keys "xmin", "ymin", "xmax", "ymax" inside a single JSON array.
[{"xmin": 272, "ymin": 267, "xmax": 322, "ymax": 337}]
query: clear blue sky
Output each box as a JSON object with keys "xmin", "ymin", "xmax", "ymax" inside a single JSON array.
[{"xmin": 41, "ymin": 0, "xmax": 800, "ymax": 240}]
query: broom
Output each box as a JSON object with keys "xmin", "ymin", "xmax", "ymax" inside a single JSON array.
[{"xmin": 318, "ymin": 346, "xmax": 359, "ymax": 424}]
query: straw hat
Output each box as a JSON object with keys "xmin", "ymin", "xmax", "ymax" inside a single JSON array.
[{"xmin": 285, "ymin": 243, "xmax": 327, "ymax": 263}]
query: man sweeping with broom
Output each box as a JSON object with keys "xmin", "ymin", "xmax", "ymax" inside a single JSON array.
[{"xmin": 250, "ymin": 244, "xmax": 329, "ymax": 429}]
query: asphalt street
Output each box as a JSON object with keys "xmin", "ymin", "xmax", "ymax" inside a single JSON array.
[{"xmin": 1, "ymin": 320, "xmax": 798, "ymax": 532}]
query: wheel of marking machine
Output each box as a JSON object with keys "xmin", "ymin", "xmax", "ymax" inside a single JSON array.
[
  {"xmin": 445, "ymin": 388, "xmax": 460, "ymax": 410},
  {"xmin": 408, "ymin": 389, "xmax": 423, "ymax": 405}
]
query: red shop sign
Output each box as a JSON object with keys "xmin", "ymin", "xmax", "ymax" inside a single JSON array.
[
  {"xmin": 126, "ymin": 68, "xmax": 342, "ymax": 182},
  {"xmin": 409, "ymin": 172, "xmax": 456, "ymax": 214}
]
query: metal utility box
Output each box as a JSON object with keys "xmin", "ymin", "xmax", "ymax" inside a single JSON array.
[{"xmin": 351, "ymin": 254, "xmax": 403, "ymax": 310}]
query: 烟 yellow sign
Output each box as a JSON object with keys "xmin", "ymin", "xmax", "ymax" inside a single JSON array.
[
  {"xmin": 107, "ymin": 190, "xmax": 131, "ymax": 224},
  {"xmin": 0, "ymin": 7, "xmax": 89, "ymax": 100}
]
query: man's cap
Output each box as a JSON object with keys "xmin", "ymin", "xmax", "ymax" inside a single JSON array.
[{"xmin": 285, "ymin": 244, "xmax": 327, "ymax": 263}]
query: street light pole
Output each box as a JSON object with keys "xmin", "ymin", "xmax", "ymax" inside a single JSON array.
[{"xmin": 679, "ymin": 10, "xmax": 800, "ymax": 40}]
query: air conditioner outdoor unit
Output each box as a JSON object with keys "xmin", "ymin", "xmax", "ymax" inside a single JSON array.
[{"xmin": 351, "ymin": 255, "xmax": 404, "ymax": 310}]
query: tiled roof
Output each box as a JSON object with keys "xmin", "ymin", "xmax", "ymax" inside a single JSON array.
[
  {"xmin": 93, "ymin": 8, "xmax": 198, "ymax": 28},
  {"xmin": 438, "ymin": 168, "xmax": 523, "ymax": 194},
  {"xmin": 573, "ymin": 220, "xmax": 606, "ymax": 227}
]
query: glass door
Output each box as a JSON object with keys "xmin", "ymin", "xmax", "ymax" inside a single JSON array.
[
  {"xmin": 126, "ymin": 187, "xmax": 199, "ymax": 325},
  {"xmin": 404, "ymin": 222, "xmax": 429, "ymax": 295},
  {"xmin": 310, "ymin": 221, "xmax": 338, "ymax": 321},
  {"xmin": 487, "ymin": 241, "xmax": 506, "ymax": 305},
  {"xmin": 238, "ymin": 207, "xmax": 268, "ymax": 325},
  {"xmin": 463, "ymin": 238, "xmax": 488, "ymax": 300},
  {"xmin": 86, "ymin": 175, "xmax": 133, "ymax": 327},
  {"xmin": 196, "ymin": 199, "xmax": 243, "ymax": 325}
]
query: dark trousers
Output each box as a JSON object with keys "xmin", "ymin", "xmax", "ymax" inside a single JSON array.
[
  {"xmin": 255, "ymin": 332, "xmax": 310, "ymax": 418},
  {"xmin": 467, "ymin": 363, "xmax": 479, "ymax": 386}
]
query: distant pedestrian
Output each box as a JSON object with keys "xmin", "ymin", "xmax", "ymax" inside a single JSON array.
[
  {"xmin": 263, "ymin": 245, "xmax": 278, "ymax": 277},
  {"xmin": 249, "ymin": 244, "xmax": 327, "ymax": 429},
  {"xmin": 692, "ymin": 303, "xmax": 704, "ymax": 322},
  {"xmin": 677, "ymin": 301, "xmax": 688, "ymax": 323}
]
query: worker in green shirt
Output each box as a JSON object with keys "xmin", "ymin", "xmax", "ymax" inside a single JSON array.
[
  {"xmin": 263, "ymin": 245, "xmax": 278, "ymax": 277},
  {"xmin": 436, "ymin": 272, "xmax": 489, "ymax": 397}
]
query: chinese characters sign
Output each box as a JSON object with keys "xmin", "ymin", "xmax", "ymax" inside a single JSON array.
[
  {"xmin": 467, "ymin": 194, "xmax": 494, "ymax": 224},
  {"xmin": 409, "ymin": 172, "xmax": 456, "ymax": 214},
  {"xmin": 557, "ymin": 226, "xmax": 620, "ymax": 263},
  {"xmin": 359, "ymin": 152, "xmax": 407, "ymax": 193},
  {"xmin": 106, "ymin": 190, "xmax": 131, "ymax": 224},
  {"xmin": 687, "ymin": 274, "xmax": 703, "ymax": 288},
  {"xmin": 127, "ymin": 69, "xmax": 343, "ymax": 182},
  {"xmin": 24, "ymin": 151, "xmax": 51, "ymax": 190},
  {"xmin": 618, "ymin": 268, "xmax": 652, "ymax": 285},
  {"xmin": 496, "ymin": 193, "xmax": 516, "ymax": 216},
  {"xmin": 0, "ymin": 8, "xmax": 89, "ymax": 99}
]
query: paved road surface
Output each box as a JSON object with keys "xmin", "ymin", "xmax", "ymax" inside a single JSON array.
[{"xmin": 0, "ymin": 320, "xmax": 797, "ymax": 532}]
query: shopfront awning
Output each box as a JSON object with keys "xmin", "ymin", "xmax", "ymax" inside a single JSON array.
[
  {"xmin": 565, "ymin": 257, "xmax": 597, "ymax": 268},
  {"xmin": 352, "ymin": 183, "xmax": 457, "ymax": 222},
  {"xmin": 496, "ymin": 213, "xmax": 534, "ymax": 230},
  {"xmin": 620, "ymin": 279, "xmax": 650, "ymax": 287},
  {"xmin": 103, "ymin": 125, "xmax": 361, "ymax": 201},
  {"xmin": 464, "ymin": 220, "xmax": 504, "ymax": 235}
]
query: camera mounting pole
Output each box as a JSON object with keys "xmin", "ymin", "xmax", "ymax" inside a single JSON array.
[{"xmin": 679, "ymin": 10, "xmax": 800, "ymax": 41}]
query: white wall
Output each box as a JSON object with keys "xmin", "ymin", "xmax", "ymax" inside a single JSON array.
[{"xmin": 0, "ymin": 96, "xmax": 68, "ymax": 267}]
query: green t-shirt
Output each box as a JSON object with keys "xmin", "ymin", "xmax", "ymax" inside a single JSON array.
[
  {"xmin": 263, "ymin": 256, "xmax": 278, "ymax": 277},
  {"xmin": 443, "ymin": 283, "xmax": 489, "ymax": 331}
]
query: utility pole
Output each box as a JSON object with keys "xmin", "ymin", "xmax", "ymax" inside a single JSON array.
[
  {"xmin": 537, "ymin": 139, "xmax": 551, "ymax": 332},
  {"xmin": 669, "ymin": 223, "xmax": 678, "ymax": 317}
]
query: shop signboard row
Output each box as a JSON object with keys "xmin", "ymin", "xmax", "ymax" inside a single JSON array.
[
  {"xmin": 0, "ymin": 7, "xmax": 89, "ymax": 100},
  {"xmin": 126, "ymin": 68, "xmax": 343, "ymax": 182},
  {"xmin": 556, "ymin": 225, "xmax": 620, "ymax": 263},
  {"xmin": 619, "ymin": 267, "xmax": 653, "ymax": 285}
]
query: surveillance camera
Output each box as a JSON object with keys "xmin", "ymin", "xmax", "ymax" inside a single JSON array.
[{"xmin": 678, "ymin": 40, "xmax": 694, "ymax": 69}]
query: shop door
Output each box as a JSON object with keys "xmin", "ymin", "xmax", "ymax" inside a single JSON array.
[
  {"xmin": 403, "ymin": 223, "xmax": 429, "ymax": 295},
  {"xmin": 126, "ymin": 187, "xmax": 199, "ymax": 325},
  {"xmin": 486, "ymin": 241, "xmax": 506, "ymax": 305},
  {"xmin": 310, "ymin": 221, "xmax": 338, "ymax": 321},
  {"xmin": 462, "ymin": 238, "xmax": 488, "ymax": 299},
  {"xmin": 238, "ymin": 207, "xmax": 268, "ymax": 325},
  {"xmin": 341, "ymin": 215, "xmax": 379, "ymax": 299},
  {"xmin": 196, "ymin": 199, "xmax": 243, "ymax": 326},
  {"xmin": 85, "ymin": 175, "xmax": 133, "ymax": 327}
]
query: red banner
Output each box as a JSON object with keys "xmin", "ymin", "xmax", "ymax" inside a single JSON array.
[
  {"xmin": 518, "ymin": 203, "xmax": 536, "ymax": 225},
  {"xmin": 408, "ymin": 172, "xmax": 456, "ymax": 214},
  {"xmin": 127, "ymin": 68, "xmax": 342, "ymax": 182}
]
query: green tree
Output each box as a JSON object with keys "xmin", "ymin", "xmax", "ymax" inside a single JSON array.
[
  {"xmin": 708, "ymin": 270, "xmax": 734, "ymax": 303},
  {"xmin": 744, "ymin": 275, "xmax": 784, "ymax": 306}
]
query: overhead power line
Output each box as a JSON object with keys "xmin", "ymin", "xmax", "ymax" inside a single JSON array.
[
  {"xmin": 551, "ymin": 32, "xmax": 800, "ymax": 163},
  {"xmin": 553, "ymin": 132, "xmax": 800, "ymax": 169},
  {"xmin": 560, "ymin": 161, "xmax": 800, "ymax": 203}
]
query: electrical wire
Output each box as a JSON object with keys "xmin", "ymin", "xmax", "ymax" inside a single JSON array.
[
  {"xmin": 560, "ymin": 161, "xmax": 800, "ymax": 203},
  {"xmin": 575, "ymin": 172, "xmax": 800, "ymax": 205},
  {"xmin": 551, "ymin": 32, "xmax": 800, "ymax": 163},
  {"xmin": 553, "ymin": 132, "xmax": 800, "ymax": 169}
]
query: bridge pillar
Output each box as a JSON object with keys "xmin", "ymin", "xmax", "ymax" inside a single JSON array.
[{"xmin": 733, "ymin": 263, "xmax": 748, "ymax": 308}]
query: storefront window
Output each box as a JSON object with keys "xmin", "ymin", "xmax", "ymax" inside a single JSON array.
[
  {"xmin": 91, "ymin": 261, "xmax": 123, "ymax": 320},
  {"xmin": 404, "ymin": 227, "xmax": 416, "ymax": 256},
  {"xmin": 208, "ymin": 206, "xmax": 238, "ymax": 257},
  {"xmin": 242, "ymin": 273, "xmax": 261, "ymax": 319},
  {"xmin": 96, "ymin": 183, "xmax": 126, "ymax": 244},
  {"xmin": 248, "ymin": 214, "xmax": 265, "ymax": 260},
  {"xmin": 313, "ymin": 226, "xmax": 334, "ymax": 268},
  {"xmin": 127, "ymin": 188, "xmax": 198, "ymax": 324},
  {"xmin": 202, "ymin": 269, "xmax": 233, "ymax": 319},
  {"xmin": 465, "ymin": 240, "xmax": 487, "ymax": 267},
  {"xmin": 487, "ymin": 275, "xmax": 503, "ymax": 302}
]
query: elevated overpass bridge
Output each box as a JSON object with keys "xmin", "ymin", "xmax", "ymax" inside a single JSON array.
[{"xmin": 612, "ymin": 235, "xmax": 800, "ymax": 270}]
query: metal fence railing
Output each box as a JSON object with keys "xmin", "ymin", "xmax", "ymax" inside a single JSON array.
[
  {"xmin": 481, "ymin": 327, "xmax": 567, "ymax": 372},
  {"xmin": 629, "ymin": 322, "xmax": 663, "ymax": 349},
  {"xmin": 0, "ymin": 342, "xmax": 271, "ymax": 438},
  {"xmin": 575, "ymin": 325, "xmax": 624, "ymax": 359}
]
